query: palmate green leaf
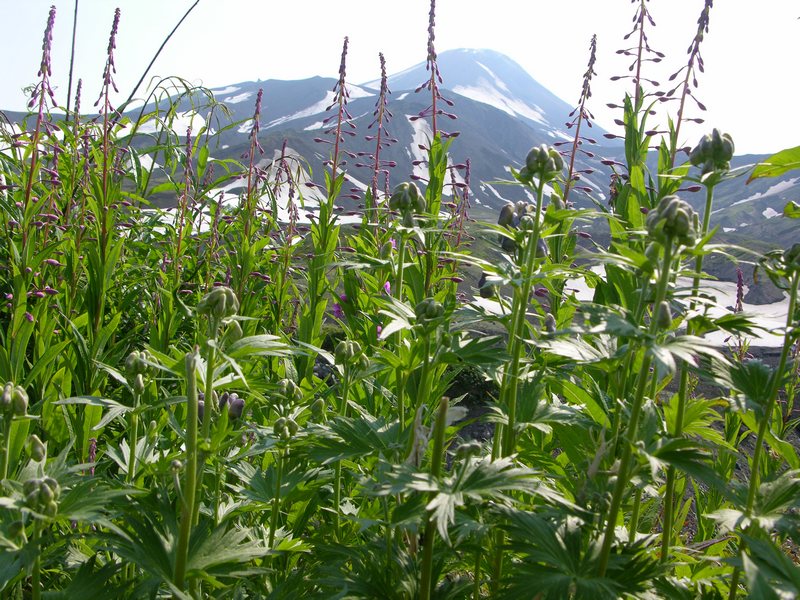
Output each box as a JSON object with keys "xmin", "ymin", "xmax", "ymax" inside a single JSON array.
[
  {"xmin": 742, "ymin": 536, "xmax": 800, "ymax": 600},
  {"xmin": 42, "ymin": 555, "xmax": 129, "ymax": 599},
  {"xmin": 186, "ymin": 522, "xmax": 274, "ymax": 574},
  {"xmin": 499, "ymin": 508, "xmax": 663, "ymax": 600},
  {"xmin": 643, "ymin": 437, "xmax": 729, "ymax": 495},
  {"xmin": 710, "ymin": 471, "xmax": 800, "ymax": 534},
  {"xmin": 307, "ymin": 414, "xmax": 403, "ymax": 464},
  {"xmin": 740, "ymin": 411, "xmax": 800, "ymax": 469},
  {"xmin": 747, "ymin": 145, "xmax": 800, "ymax": 183}
]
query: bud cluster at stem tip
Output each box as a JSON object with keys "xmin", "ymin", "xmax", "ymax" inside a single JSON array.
[
  {"xmin": 646, "ymin": 195, "xmax": 699, "ymax": 248},
  {"xmin": 388, "ymin": 182, "xmax": 425, "ymax": 227},
  {"xmin": 689, "ymin": 129, "xmax": 734, "ymax": 175},
  {"xmin": 519, "ymin": 144, "xmax": 563, "ymax": 184}
]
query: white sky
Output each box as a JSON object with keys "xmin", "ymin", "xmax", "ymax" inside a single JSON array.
[{"xmin": 1, "ymin": 0, "xmax": 797, "ymax": 155}]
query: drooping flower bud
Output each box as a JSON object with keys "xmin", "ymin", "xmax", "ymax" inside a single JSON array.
[
  {"xmin": 197, "ymin": 286, "xmax": 239, "ymax": 320},
  {"xmin": 27, "ymin": 434, "xmax": 46, "ymax": 462}
]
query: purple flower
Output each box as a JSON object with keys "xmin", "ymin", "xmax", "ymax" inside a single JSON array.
[
  {"xmin": 383, "ymin": 281, "xmax": 391, "ymax": 295},
  {"xmin": 332, "ymin": 303, "xmax": 345, "ymax": 319}
]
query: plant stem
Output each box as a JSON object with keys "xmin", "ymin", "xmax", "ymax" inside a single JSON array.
[
  {"xmin": 598, "ymin": 239, "xmax": 674, "ymax": 576},
  {"xmin": 420, "ymin": 396, "xmax": 449, "ymax": 600},
  {"xmin": 334, "ymin": 364, "xmax": 351, "ymax": 540},
  {"xmin": 727, "ymin": 271, "xmax": 799, "ymax": 599},
  {"xmin": 31, "ymin": 521, "xmax": 42, "ymax": 600},
  {"xmin": 661, "ymin": 183, "xmax": 715, "ymax": 561},
  {"xmin": 269, "ymin": 449, "xmax": 284, "ymax": 549},
  {"xmin": 0, "ymin": 417, "xmax": 11, "ymax": 483},
  {"xmin": 174, "ymin": 350, "xmax": 199, "ymax": 595},
  {"xmin": 502, "ymin": 178, "xmax": 546, "ymax": 457}
]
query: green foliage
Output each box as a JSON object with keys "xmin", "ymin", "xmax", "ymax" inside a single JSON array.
[{"xmin": 0, "ymin": 2, "xmax": 798, "ymax": 598}]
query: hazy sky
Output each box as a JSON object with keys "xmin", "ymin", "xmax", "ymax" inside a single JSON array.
[{"xmin": 1, "ymin": 0, "xmax": 797, "ymax": 155}]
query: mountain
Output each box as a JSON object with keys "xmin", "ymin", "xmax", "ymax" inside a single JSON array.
[{"xmin": 2, "ymin": 49, "xmax": 796, "ymax": 252}]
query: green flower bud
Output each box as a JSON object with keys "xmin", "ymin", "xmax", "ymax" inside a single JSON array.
[
  {"xmin": 134, "ymin": 374, "xmax": 146, "ymax": 395},
  {"xmin": 1, "ymin": 382, "xmax": 12, "ymax": 412},
  {"xmin": 646, "ymin": 195, "xmax": 698, "ymax": 247},
  {"xmin": 197, "ymin": 286, "xmax": 239, "ymax": 320},
  {"xmin": 27, "ymin": 434, "xmax": 46, "ymax": 462},
  {"xmin": 274, "ymin": 417, "xmax": 287, "ymax": 436},
  {"xmin": 171, "ymin": 459, "xmax": 183, "ymax": 473},
  {"xmin": 655, "ymin": 301, "xmax": 672, "ymax": 329},
  {"xmin": 455, "ymin": 440, "xmax": 482, "ymax": 460},
  {"xmin": 23, "ymin": 478, "xmax": 39, "ymax": 498},
  {"xmin": 38, "ymin": 483, "xmax": 54, "ymax": 503},
  {"xmin": 544, "ymin": 313, "xmax": 557, "ymax": 334},
  {"xmin": 11, "ymin": 385, "xmax": 28, "ymax": 417},
  {"xmin": 43, "ymin": 501, "xmax": 58, "ymax": 517},
  {"xmin": 690, "ymin": 129, "xmax": 734, "ymax": 175},
  {"xmin": 222, "ymin": 320, "xmax": 243, "ymax": 346},
  {"xmin": 287, "ymin": 419, "xmax": 299, "ymax": 436},
  {"xmin": 310, "ymin": 398, "xmax": 325, "ymax": 419},
  {"xmin": 334, "ymin": 340, "xmax": 362, "ymax": 366},
  {"xmin": 523, "ymin": 144, "xmax": 563, "ymax": 182}
]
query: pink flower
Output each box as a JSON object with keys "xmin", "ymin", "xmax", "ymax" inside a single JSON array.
[{"xmin": 383, "ymin": 281, "xmax": 391, "ymax": 294}]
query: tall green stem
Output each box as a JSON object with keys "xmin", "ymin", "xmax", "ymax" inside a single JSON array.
[
  {"xmin": 727, "ymin": 272, "xmax": 799, "ymax": 599},
  {"xmin": 334, "ymin": 364, "xmax": 351, "ymax": 540},
  {"xmin": 420, "ymin": 397, "xmax": 449, "ymax": 600},
  {"xmin": 502, "ymin": 178, "xmax": 546, "ymax": 457},
  {"xmin": 269, "ymin": 449, "xmax": 284, "ymax": 549},
  {"xmin": 661, "ymin": 184, "xmax": 715, "ymax": 561},
  {"xmin": 490, "ymin": 178, "xmax": 545, "ymax": 594},
  {"xmin": 174, "ymin": 350, "xmax": 199, "ymax": 595},
  {"xmin": 598, "ymin": 240, "xmax": 674, "ymax": 576},
  {"xmin": 31, "ymin": 521, "xmax": 42, "ymax": 600}
]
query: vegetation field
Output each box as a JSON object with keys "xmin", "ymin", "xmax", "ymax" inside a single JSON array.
[{"xmin": 1, "ymin": 1, "xmax": 799, "ymax": 598}]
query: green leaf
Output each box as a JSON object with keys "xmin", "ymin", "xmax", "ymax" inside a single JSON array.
[
  {"xmin": 784, "ymin": 200, "xmax": 800, "ymax": 219},
  {"xmin": 747, "ymin": 145, "xmax": 800, "ymax": 183}
]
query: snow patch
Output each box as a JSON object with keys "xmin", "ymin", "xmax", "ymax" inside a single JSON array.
[
  {"xmin": 406, "ymin": 115, "xmax": 434, "ymax": 180},
  {"xmin": 136, "ymin": 111, "xmax": 205, "ymax": 136},
  {"xmin": 304, "ymin": 121, "xmax": 325, "ymax": 131},
  {"xmin": 397, "ymin": 92, "xmax": 409, "ymax": 101},
  {"xmin": 762, "ymin": 207, "xmax": 780, "ymax": 219},
  {"xmin": 475, "ymin": 62, "xmax": 510, "ymax": 93},
  {"xmin": 452, "ymin": 81, "xmax": 547, "ymax": 124},
  {"xmin": 723, "ymin": 227, "xmax": 736, "ymax": 232},
  {"xmin": 223, "ymin": 92, "xmax": 253, "ymax": 104},
  {"xmin": 732, "ymin": 177, "xmax": 799, "ymax": 206},
  {"xmin": 212, "ymin": 85, "xmax": 240, "ymax": 95},
  {"xmin": 265, "ymin": 91, "xmax": 336, "ymax": 129}
]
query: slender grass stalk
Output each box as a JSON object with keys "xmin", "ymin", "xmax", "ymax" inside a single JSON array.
[
  {"xmin": 419, "ymin": 396, "xmax": 449, "ymax": 600},
  {"xmin": 174, "ymin": 349, "xmax": 200, "ymax": 594},
  {"xmin": 598, "ymin": 239, "xmax": 675, "ymax": 576}
]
